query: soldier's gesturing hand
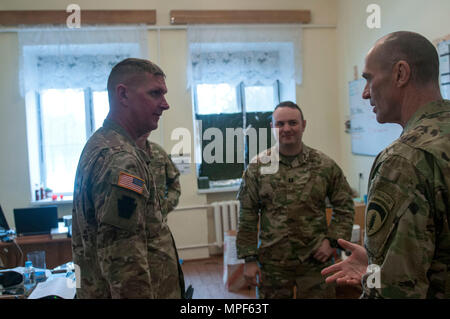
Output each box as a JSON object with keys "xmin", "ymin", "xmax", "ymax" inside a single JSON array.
[
  {"xmin": 313, "ymin": 238, "xmax": 334, "ymax": 263},
  {"xmin": 321, "ymin": 239, "xmax": 368, "ymax": 286},
  {"xmin": 244, "ymin": 262, "xmax": 262, "ymax": 287}
]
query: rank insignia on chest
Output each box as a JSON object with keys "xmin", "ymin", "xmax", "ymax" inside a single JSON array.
[{"xmin": 117, "ymin": 172, "xmax": 145, "ymax": 194}]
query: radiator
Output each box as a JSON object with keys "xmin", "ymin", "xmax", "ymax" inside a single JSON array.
[{"xmin": 212, "ymin": 200, "xmax": 240, "ymax": 248}]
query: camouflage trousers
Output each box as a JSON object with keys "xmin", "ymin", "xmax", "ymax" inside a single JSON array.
[
  {"xmin": 257, "ymin": 258, "xmax": 336, "ymax": 299},
  {"xmin": 147, "ymin": 233, "xmax": 185, "ymax": 299}
]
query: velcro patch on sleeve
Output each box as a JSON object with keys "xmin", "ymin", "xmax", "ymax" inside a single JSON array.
[
  {"xmin": 117, "ymin": 172, "xmax": 145, "ymax": 194},
  {"xmin": 366, "ymin": 190, "xmax": 395, "ymax": 236},
  {"xmin": 118, "ymin": 195, "xmax": 137, "ymax": 220}
]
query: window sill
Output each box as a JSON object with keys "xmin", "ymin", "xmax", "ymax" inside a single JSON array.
[
  {"xmin": 197, "ymin": 185, "xmax": 240, "ymax": 194},
  {"xmin": 31, "ymin": 196, "xmax": 73, "ymax": 206}
]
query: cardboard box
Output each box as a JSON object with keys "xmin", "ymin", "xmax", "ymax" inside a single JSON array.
[{"xmin": 223, "ymin": 230, "xmax": 247, "ymax": 292}]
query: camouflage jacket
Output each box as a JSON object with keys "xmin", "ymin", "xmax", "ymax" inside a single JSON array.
[
  {"xmin": 143, "ymin": 141, "xmax": 181, "ymax": 219},
  {"xmin": 362, "ymin": 100, "xmax": 450, "ymax": 299},
  {"xmin": 72, "ymin": 120, "xmax": 183, "ymax": 299},
  {"xmin": 236, "ymin": 144, "xmax": 355, "ymax": 265}
]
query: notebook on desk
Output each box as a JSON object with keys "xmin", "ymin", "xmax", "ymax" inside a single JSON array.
[{"xmin": 13, "ymin": 206, "xmax": 58, "ymax": 237}]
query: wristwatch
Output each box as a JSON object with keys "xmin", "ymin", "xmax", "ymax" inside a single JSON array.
[{"xmin": 244, "ymin": 255, "xmax": 257, "ymax": 263}]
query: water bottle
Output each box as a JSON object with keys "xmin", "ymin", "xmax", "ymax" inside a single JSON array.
[{"xmin": 23, "ymin": 260, "xmax": 35, "ymax": 291}]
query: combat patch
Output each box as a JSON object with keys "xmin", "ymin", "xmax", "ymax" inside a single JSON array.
[
  {"xmin": 117, "ymin": 172, "xmax": 145, "ymax": 194},
  {"xmin": 118, "ymin": 195, "xmax": 137, "ymax": 219},
  {"xmin": 366, "ymin": 191, "xmax": 394, "ymax": 236}
]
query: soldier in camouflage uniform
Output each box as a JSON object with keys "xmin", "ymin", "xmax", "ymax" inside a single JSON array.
[
  {"xmin": 135, "ymin": 134, "xmax": 184, "ymax": 298},
  {"xmin": 136, "ymin": 133, "xmax": 181, "ymax": 220},
  {"xmin": 72, "ymin": 58, "xmax": 184, "ymax": 299},
  {"xmin": 322, "ymin": 32, "xmax": 450, "ymax": 299},
  {"xmin": 236, "ymin": 101, "xmax": 355, "ymax": 299}
]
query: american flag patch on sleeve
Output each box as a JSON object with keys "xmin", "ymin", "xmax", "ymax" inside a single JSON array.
[{"xmin": 117, "ymin": 172, "xmax": 145, "ymax": 194}]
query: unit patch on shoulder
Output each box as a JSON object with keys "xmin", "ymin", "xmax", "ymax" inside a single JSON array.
[
  {"xmin": 118, "ymin": 195, "xmax": 137, "ymax": 219},
  {"xmin": 366, "ymin": 191, "xmax": 395, "ymax": 237},
  {"xmin": 117, "ymin": 172, "xmax": 145, "ymax": 194}
]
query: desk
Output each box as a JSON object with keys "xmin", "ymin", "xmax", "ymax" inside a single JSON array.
[
  {"xmin": 0, "ymin": 235, "xmax": 72, "ymax": 269},
  {"xmin": 0, "ymin": 266, "xmax": 75, "ymax": 299}
]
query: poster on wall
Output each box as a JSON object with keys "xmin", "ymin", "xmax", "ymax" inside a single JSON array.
[
  {"xmin": 171, "ymin": 154, "xmax": 192, "ymax": 175},
  {"xmin": 348, "ymin": 79, "xmax": 403, "ymax": 157}
]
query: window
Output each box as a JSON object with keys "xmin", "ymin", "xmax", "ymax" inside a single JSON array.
[
  {"xmin": 194, "ymin": 81, "xmax": 279, "ymax": 184},
  {"xmin": 187, "ymin": 25, "xmax": 302, "ymax": 188},
  {"xmin": 19, "ymin": 27, "xmax": 148, "ymax": 198},
  {"xmin": 92, "ymin": 91, "xmax": 110, "ymax": 131},
  {"xmin": 196, "ymin": 84, "xmax": 239, "ymax": 115},
  {"xmin": 244, "ymin": 85, "xmax": 277, "ymax": 112},
  {"xmin": 38, "ymin": 88, "xmax": 109, "ymax": 194}
]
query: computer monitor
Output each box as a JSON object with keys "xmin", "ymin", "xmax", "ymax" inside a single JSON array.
[
  {"xmin": 13, "ymin": 206, "xmax": 58, "ymax": 236},
  {"xmin": 0, "ymin": 205, "xmax": 9, "ymax": 231}
]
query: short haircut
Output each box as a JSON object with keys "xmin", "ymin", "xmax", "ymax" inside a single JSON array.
[
  {"xmin": 376, "ymin": 31, "xmax": 439, "ymax": 86},
  {"xmin": 107, "ymin": 58, "xmax": 166, "ymax": 103},
  {"xmin": 272, "ymin": 101, "xmax": 305, "ymax": 122}
]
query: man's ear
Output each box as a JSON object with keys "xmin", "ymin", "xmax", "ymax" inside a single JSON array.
[
  {"xmin": 116, "ymin": 84, "xmax": 129, "ymax": 106},
  {"xmin": 393, "ymin": 60, "xmax": 411, "ymax": 88}
]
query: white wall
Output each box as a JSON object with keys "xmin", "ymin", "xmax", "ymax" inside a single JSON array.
[
  {"xmin": 2, "ymin": 0, "xmax": 449, "ymax": 259},
  {"xmin": 0, "ymin": 0, "xmax": 340, "ymax": 259},
  {"xmin": 336, "ymin": 0, "xmax": 450, "ymax": 197}
]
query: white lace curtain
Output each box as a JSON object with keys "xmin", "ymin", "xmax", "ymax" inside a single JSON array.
[
  {"xmin": 186, "ymin": 24, "xmax": 303, "ymax": 88},
  {"xmin": 18, "ymin": 26, "xmax": 149, "ymax": 96}
]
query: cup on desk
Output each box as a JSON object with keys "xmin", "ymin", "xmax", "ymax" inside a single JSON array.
[
  {"xmin": 63, "ymin": 215, "xmax": 72, "ymax": 228},
  {"xmin": 27, "ymin": 250, "xmax": 46, "ymax": 270},
  {"xmin": 351, "ymin": 224, "xmax": 361, "ymax": 244}
]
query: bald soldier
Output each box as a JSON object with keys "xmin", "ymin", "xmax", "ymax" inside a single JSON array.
[
  {"xmin": 322, "ymin": 31, "xmax": 450, "ymax": 298},
  {"xmin": 236, "ymin": 101, "xmax": 355, "ymax": 299},
  {"xmin": 72, "ymin": 58, "xmax": 185, "ymax": 298}
]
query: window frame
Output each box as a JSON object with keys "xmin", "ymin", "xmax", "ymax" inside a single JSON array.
[
  {"xmin": 193, "ymin": 80, "xmax": 280, "ymax": 186},
  {"xmin": 36, "ymin": 87, "xmax": 105, "ymax": 195},
  {"xmin": 193, "ymin": 83, "xmax": 243, "ymax": 115}
]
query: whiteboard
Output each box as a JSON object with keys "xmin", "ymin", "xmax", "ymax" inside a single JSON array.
[
  {"xmin": 348, "ymin": 79, "xmax": 402, "ymax": 156},
  {"xmin": 438, "ymin": 40, "xmax": 450, "ymax": 99}
]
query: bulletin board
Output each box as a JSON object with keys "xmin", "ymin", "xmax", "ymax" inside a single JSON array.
[{"xmin": 348, "ymin": 79, "xmax": 402, "ymax": 156}]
